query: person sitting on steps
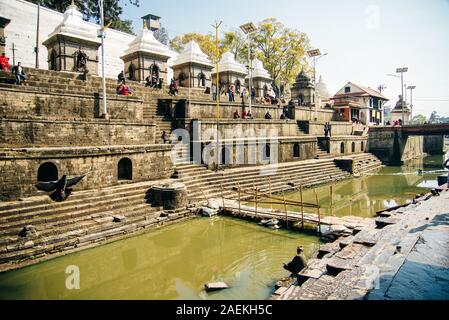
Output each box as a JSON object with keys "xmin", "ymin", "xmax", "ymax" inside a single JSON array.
[
  {"xmin": 117, "ymin": 71, "xmax": 125, "ymax": 84},
  {"xmin": 265, "ymin": 111, "xmax": 273, "ymax": 120},
  {"xmin": 283, "ymin": 246, "xmax": 307, "ymax": 276},
  {"xmin": 12, "ymin": 62, "xmax": 27, "ymax": 85},
  {"xmin": 161, "ymin": 131, "xmax": 169, "ymax": 144},
  {"xmin": 0, "ymin": 53, "xmax": 11, "ymax": 71},
  {"xmin": 233, "ymin": 110, "xmax": 240, "ymax": 119}
]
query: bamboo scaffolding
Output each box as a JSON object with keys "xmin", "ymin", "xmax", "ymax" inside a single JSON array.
[
  {"xmin": 315, "ymin": 191, "xmax": 322, "ymax": 236},
  {"xmin": 231, "ymin": 187, "xmax": 319, "ymax": 208}
]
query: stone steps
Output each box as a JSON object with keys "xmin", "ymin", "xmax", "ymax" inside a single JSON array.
[{"xmin": 0, "ymin": 193, "xmax": 151, "ymax": 237}]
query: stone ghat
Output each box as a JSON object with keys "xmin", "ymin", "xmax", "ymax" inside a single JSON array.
[
  {"xmin": 271, "ymin": 189, "xmax": 449, "ymax": 300},
  {"xmin": 0, "ymin": 153, "xmax": 382, "ymax": 271},
  {"xmin": 0, "ymin": 180, "xmax": 193, "ymax": 272}
]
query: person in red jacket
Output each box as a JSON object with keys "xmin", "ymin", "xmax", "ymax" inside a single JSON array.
[{"xmin": 0, "ymin": 53, "xmax": 11, "ymax": 71}]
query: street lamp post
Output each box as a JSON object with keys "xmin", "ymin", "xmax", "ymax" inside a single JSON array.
[
  {"xmin": 99, "ymin": 0, "xmax": 107, "ymax": 118},
  {"xmin": 407, "ymin": 85, "xmax": 416, "ymax": 119},
  {"xmin": 396, "ymin": 67, "xmax": 408, "ymax": 124},
  {"xmin": 240, "ymin": 22, "xmax": 257, "ymax": 114},
  {"xmin": 307, "ymin": 49, "xmax": 328, "ymax": 120}
]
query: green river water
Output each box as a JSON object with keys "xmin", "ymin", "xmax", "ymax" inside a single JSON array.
[{"xmin": 0, "ymin": 154, "xmax": 446, "ymax": 300}]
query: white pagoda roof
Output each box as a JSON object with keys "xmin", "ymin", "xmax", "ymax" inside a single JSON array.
[
  {"xmin": 249, "ymin": 58, "xmax": 271, "ymax": 80},
  {"xmin": 173, "ymin": 41, "xmax": 213, "ymax": 67},
  {"xmin": 316, "ymin": 75, "xmax": 331, "ymax": 100},
  {"xmin": 212, "ymin": 52, "xmax": 247, "ymax": 75},
  {"xmin": 122, "ymin": 23, "xmax": 170, "ymax": 58},
  {"xmin": 44, "ymin": 3, "xmax": 100, "ymax": 44}
]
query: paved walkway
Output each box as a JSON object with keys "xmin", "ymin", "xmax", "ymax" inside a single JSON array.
[{"xmin": 274, "ymin": 189, "xmax": 449, "ymax": 300}]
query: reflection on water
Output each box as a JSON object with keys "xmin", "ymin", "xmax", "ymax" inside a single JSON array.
[
  {"xmin": 0, "ymin": 154, "xmax": 446, "ymax": 300},
  {"xmin": 0, "ymin": 217, "xmax": 320, "ymax": 300},
  {"xmin": 260, "ymin": 154, "xmax": 448, "ymax": 219}
]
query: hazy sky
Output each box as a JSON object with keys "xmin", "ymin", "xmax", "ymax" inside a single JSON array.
[{"xmin": 122, "ymin": 0, "xmax": 449, "ymax": 118}]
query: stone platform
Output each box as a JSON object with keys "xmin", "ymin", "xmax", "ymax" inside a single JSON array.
[{"xmin": 272, "ymin": 188, "xmax": 449, "ymax": 300}]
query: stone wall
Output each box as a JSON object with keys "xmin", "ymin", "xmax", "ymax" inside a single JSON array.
[
  {"xmin": 0, "ymin": 87, "xmax": 145, "ymax": 121},
  {"xmin": 279, "ymin": 138, "xmax": 317, "ymax": 162},
  {"xmin": 293, "ymin": 107, "xmax": 335, "ymax": 122},
  {"xmin": 302, "ymin": 121, "xmax": 365, "ymax": 136},
  {"xmin": 170, "ymin": 99, "xmax": 287, "ymax": 120},
  {"xmin": 423, "ymin": 135, "xmax": 445, "ymax": 155},
  {"xmin": 368, "ymin": 128, "xmax": 425, "ymax": 163},
  {"xmin": 194, "ymin": 137, "xmax": 316, "ymax": 169},
  {"xmin": 328, "ymin": 136, "xmax": 368, "ymax": 156},
  {"xmin": 0, "ymin": 118, "xmax": 156, "ymax": 147},
  {"xmin": 0, "ymin": 145, "xmax": 174, "ymax": 200},
  {"xmin": 192, "ymin": 119, "xmax": 301, "ymax": 139}
]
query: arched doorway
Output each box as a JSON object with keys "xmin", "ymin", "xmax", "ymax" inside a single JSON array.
[
  {"xmin": 37, "ymin": 162, "xmax": 58, "ymax": 182},
  {"xmin": 221, "ymin": 147, "xmax": 231, "ymax": 166},
  {"xmin": 263, "ymin": 85, "xmax": 268, "ymax": 97},
  {"xmin": 178, "ymin": 72, "xmax": 186, "ymax": 86},
  {"xmin": 293, "ymin": 143, "xmax": 300, "ymax": 158},
  {"xmin": 352, "ymin": 142, "xmax": 356, "ymax": 153},
  {"xmin": 118, "ymin": 158, "xmax": 133, "ymax": 181},
  {"xmin": 263, "ymin": 144, "xmax": 271, "ymax": 162},
  {"xmin": 198, "ymin": 72, "xmax": 206, "ymax": 87},
  {"xmin": 150, "ymin": 63, "xmax": 160, "ymax": 82},
  {"xmin": 50, "ymin": 49, "xmax": 57, "ymax": 71},
  {"xmin": 234, "ymin": 79, "xmax": 241, "ymax": 94},
  {"xmin": 340, "ymin": 142, "xmax": 345, "ymax": 154},
  {"xmin": 361, "ymin": 141, "xmax": 365, "ymax": 152},
  {"xmin": 128, "ymin": 63, "xmax": 136, "ymax": 81}
]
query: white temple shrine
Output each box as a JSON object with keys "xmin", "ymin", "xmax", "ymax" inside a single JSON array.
[
  {"xmin": 248, "ymin": 58, "xmax": 272, "ymax": 98},
  {"xmin": 121, "ymin": 22, "xmax": 171, "ymax": 83},
  {"xmin": 172, "ymin": 40, "xmax": 213, "ymax": 89},
  {"xmin": 43, "ymin": 2, "xmax": 101, "ymax": 74},
  {"xmin": 212, "ymin": 52, "xmax": 247, "ymax": 93}
]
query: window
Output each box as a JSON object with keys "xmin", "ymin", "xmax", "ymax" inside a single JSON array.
[
  {"xmin": 118, "ymin": 158, "xmax": 133, "ymax": 181},
  {"xmin": 361, "ymin": 142, "xmax": 365, "ymax": 152},
  {"xmin": 264, "ymin": 144, "xmax": 271, "ymax": 161},
  {"xmin": 340, "ymin": 142, "xmax": 345, "ymax": 154},
  {"xmin": 37, "ymin": 162, "xmax": 58, "ymax": 182},
  {"xmin": 352, "ymin": 142, "xmax": 356, "ymax": 153},
  {"xmin": 293, "ymin": 143, "xmax": 300, "ymax": 158},
  {"xmin": 345, "ymin": 86, "xmax": 351, "ymax": 93}
]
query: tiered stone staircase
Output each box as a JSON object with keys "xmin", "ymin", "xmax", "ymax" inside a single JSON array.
[
  {"xmin": 316, "ymin": 144, "xmax": 334, "ymax": 159},
  {"xmin": 349, "ymin": 153, "xmax": 383, "ymax": 175},
  {"xmin": 175, "ymin": 159, "xmax": 353, "ymax": 204},
  {"xmin": 0, "ymin": 181, "xmax": 191, "ymax": 268}
]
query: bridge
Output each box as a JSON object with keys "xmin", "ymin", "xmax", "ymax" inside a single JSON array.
[
  {"xmin": 370, "ymin": 124, "xmax": 449, "ymax": 136},
  {"xmin": 368, "ymin": 125, "xmax": 448, "ymax": 164}
]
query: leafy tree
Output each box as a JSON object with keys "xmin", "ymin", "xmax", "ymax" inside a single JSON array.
[
  {"xmin": 252, "ymin": 18, "xmax": 310, "ymax": 87},
  {"xmin": 429, "ymin": 111, "xmax": 441, "ymax": 124},
  {"xmin": 27, "ymin": 0, "xmax": 139, "ymax": 34},
  {"xmin": 220, "ymin": 30, "xmax": 247, "ymax": 63},
  {"xmin": 170, "ymin": 33, "xmax": 217, "ymax": 62},
  {"xmin": 411, "ymin": 114, "xmax": 427, "ymax": 125},
  {"xmin": 154, "ymin": 27, "xmax": 169, "ymax": 46}
]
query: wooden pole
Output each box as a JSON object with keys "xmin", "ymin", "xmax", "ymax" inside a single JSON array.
[
  {"xmin": 300, "ymin": 184, "xmax": 305, "ymax": 229},
  {"xmin": 329, "ymin": 185, "xmax": 334, "ymax": 217},
  {"xmin": 283, "ymin": 195, "xmax": 288, "ymax": 227},
  {"xmin": 254, "ymin": 184, "xmax": 258, "ymax": 220},
  {"xmin": 220, "ymin": 183, "xmax": 225, "ymax": 212},
  {"xmin": 269, "ymin": 177, "xmax": 273, "ymax": 211},
  {"xmin": 238, "ymin": 182, "xmax": 242, "ymax": 216},
  {"xmin": 315, "ymin": 192, "xmax": 321, "ymax": 236}
]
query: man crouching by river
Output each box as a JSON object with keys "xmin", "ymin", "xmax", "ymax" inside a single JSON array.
[{"xmin": 283, "ymin": 246, "xmax": 307, "ymax": 275}]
